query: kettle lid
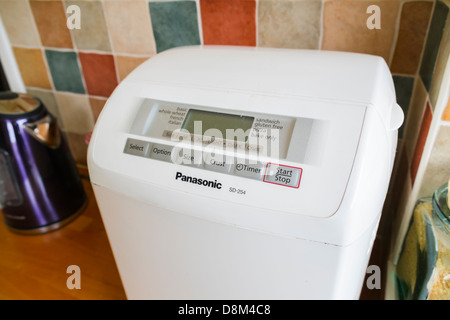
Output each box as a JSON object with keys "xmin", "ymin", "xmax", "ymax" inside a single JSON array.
[{"xmin": 0, "ymin": 91, "xmax": 41, "ymax": 116}]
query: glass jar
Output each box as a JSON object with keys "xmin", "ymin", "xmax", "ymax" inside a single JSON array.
[{"xmin": 395, "ymin": 182, "xmax": 450, "ymax": 300}]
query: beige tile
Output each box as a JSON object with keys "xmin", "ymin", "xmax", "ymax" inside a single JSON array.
[
  {"xmin": 418, "ymin": 125, "xmax": 450, "ymax": 198},
  {"xmin": 429, "ymin": 8, "xmax": 450, "ymax": 111},
  {"xmin": 322, "ymin": 0, "xmax": 400, "ymax": 63},
  {"xmin": 115, "ymin": 55, "xmax": 151, "ymax": 81},
  {"xmin": 104, "ymin": 0, "xmax": 156, "ymax": 54},
  {"xmin": 64, "ymin": 0, "xmax": 111, "ymax": 52},
  {"xmin": 258, "ymin": 0, "xmax": 322, "ymax": 49},
  {"xmin": 403, "ymin": 78, "xmax": 428, "ymax": 163},
  {"xmin": 0, "ymin": 0, "xmax": 41, "ymax": 46},
  {"xmin": 12, "ymin": 47, "xmax": 52, "ymax": 89},
  {"xmin": 55, "ymin": 92, "xmax": 94, "ymax": 134}
]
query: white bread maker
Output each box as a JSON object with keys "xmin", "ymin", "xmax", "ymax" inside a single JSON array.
[{"xmin": 88, "ymin": 46, "xmax": 403, "ymax": 299}]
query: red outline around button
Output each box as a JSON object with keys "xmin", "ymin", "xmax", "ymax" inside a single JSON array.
[{"xmin": 263, "ymin": 163, "xmax": 302, "ymax": 188}]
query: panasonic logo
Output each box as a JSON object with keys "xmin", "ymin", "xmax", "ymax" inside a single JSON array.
[{"xmin": 175, "ymin": 172, "xmax": 222, "ymax": 189}]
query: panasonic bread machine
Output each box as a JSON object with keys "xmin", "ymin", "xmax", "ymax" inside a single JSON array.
[{"xmin": 88, "ymin": 46, "xmax": 403, "ymax": 299}]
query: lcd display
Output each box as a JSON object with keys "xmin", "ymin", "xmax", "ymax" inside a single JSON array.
[{"xmin": 181, "ymin": 109, "xmax": 254, "ymax": 139}]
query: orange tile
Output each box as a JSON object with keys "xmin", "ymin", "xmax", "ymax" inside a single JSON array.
[
  {"xmin": 29, "ymin": 0, "xmax": 73, "ymax": 48},
  {"xmin": 89, "ymin": 97, "xmax": 107, "ymax": 123},
  {"xmin": 200, "ymin": 0, "xmax": 256, "ymax": 46},
  {"xmin": 13, "ymin": 47, "xmax": 52, "ymax": 89},
  {"xmin": 78, "ymin": 53, "xmax": 118, "ymax": 98},
  {"xmin": 443, "ymin": 96, "xmax": 450, "ymax": 121},
  {"xmin": 391, "ymin": 1, "xmax": 433, "ymax": 75},
  {"xmin": 115, "ymin": 55, "xmax": 151, "ymax": 82},
  {"xmin": 322, "ymin": 0, "xmax": 400, "ymax": 63},
  {"xmin": 410, "ymin": 102, "xmax": 433, "ymax": 184}
]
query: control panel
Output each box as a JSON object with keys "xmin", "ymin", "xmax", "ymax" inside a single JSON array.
[
  {"xmin": 124, "ymin": 98, "xmax": 309, "ymax": 188},
  {"xmin": 124, "ymin": 138, "xmax": 303, "ymax": 188}
]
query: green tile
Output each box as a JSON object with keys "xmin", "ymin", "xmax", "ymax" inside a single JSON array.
[
  {"xmin": 419, "ymin": 0, "xmax": 449, "ymax": 91},
  {"xmin": 45, "ymin": 50, "xmax": 85, "ymax": 94},
  {"xmin": 393, "ymin": 75, "xmax": 415, "ymax": 138},
  {"xmin": 149, "ymin": 1, "xmax": 201, "ymax": 53}
]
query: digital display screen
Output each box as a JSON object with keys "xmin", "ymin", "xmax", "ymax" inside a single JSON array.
[{"xmin": 181, "ymin": 109, "xmax": 254, "ymax": 138}]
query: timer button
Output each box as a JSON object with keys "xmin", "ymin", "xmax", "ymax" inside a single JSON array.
[{"xmin": 234, "ymin": 160, "xmax": 265, "ymax": 181}]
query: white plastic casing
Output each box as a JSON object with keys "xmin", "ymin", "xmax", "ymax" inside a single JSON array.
[{"xmin": 88, "ymin": 46, "xmax": 402, "ymax": 299}]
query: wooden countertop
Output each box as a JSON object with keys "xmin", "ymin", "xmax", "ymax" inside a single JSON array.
[
  {"xmin": 0, "ymin": 169, "xmax": 127, "ymax": 300},
  {"xmin": 0, "ymin": 167, "xmax": 383, "ymax": 300}
]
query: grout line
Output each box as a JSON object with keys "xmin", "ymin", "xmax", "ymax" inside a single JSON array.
[
  {"xmin": 26, "ymin": 0, "xmax": 56, "ymax": 94},
  {"xmin": 62, "ymin": 0, "xmax": 90, "ymax": 100},
  {"xmin": 415, "ymin": 0, "xmax": 437, "ymax": 80},
  {"xmin": 388, "ymin": 0, "xmax": 405, "ymax": 67},
  {"xmin": 195, "ymin": 0, "xmax": 204, "ymax": 45},
  {"xmin": 26, "ymin": 0, "xmax": 42, "ymax": 48},
  {"xmin": 255, "ymin": 0, "xmax": 259, "ymax": 47},
  {"xmin": 101, "ymin": 0, "xmax": 121, "ymax": 86},
  {"xmin": 392, "ymin": 72, "xmax": 416, "ymax": 78},
  {"xmin": 318, "ymin": 0, "xmax": 326, "ymax": 50}
]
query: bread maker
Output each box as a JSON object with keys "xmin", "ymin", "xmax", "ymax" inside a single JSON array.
[{"xmin": 88, "ymin": 46, "xmax": 403, "ymax": 299}]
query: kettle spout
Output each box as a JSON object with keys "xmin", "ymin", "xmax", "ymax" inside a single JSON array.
[{"xmin": 23, "ymin": 115, "xmax": 61, "ymax": 149}]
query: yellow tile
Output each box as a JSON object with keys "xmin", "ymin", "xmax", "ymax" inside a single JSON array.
[{"xmin": 12, "ymin": 47, "xmax": 51, "ymax": 89}]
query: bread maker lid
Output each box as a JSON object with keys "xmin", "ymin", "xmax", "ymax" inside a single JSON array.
[{"xmin": 0, "ymin": 92, "xmax": 42, "ymax": 118}]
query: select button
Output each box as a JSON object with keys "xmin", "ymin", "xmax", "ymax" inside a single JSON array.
[{"xmin": 124, "ymin": 138, "xmax": 151, "ymax": 157}]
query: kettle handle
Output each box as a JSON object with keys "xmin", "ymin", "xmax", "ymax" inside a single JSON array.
[{"xmin": 22, "ymin": 114, "xmax": 61, "ymax": 149}]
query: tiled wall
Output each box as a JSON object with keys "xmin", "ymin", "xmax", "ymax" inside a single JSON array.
[
  {"xmin": 0, "ymin": 0, "xmax": 437, "ymax": 162},
  {"xmin": 390, "ymin": 1, "xmax": 449, "ymax": 229},
  {"xmin": 0, "ymin": 0, "xmax": 449, "ymax": 297}
]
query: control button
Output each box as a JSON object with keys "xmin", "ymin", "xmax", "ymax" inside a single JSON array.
[
  {"xmin": 234, "ymin": 160, "xmax": 265, "ymax": 181},
  {"xmin": 203, "ymin": 152, "xmax": 233, "ymax": 173},
  {"xmin": 123, "ymin": 138, "xmax": 151, "ymax": 157},
  {"xmin": 149, "ymin": 143, "xmax": 173, "ymax": 162},
  {"xmin": 172, "ymin": 146, "xmax": 203, "ymax": 167},
  {"xmin": 263, "ymin": 163, "xmax": 302, "ymax": 188}
]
